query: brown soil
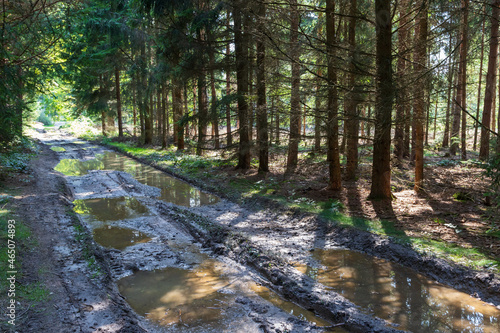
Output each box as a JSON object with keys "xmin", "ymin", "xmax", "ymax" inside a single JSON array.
[{"xmin": 2, "ymin": 144, "xmax": 144, "ymax": 333}]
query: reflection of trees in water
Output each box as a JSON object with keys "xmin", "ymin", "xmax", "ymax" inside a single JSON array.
[
  {"xmin": 73, "ymin": 197, "xmax": 148, "ymax": 221},
  {"xmin": 117, "ymin": 262, "xmax": 231, "ymax": 327},
  {"xmin": 54, "ymin": 158, "xmax": 105, "ymax": 176},
  {"xmin": 311, "ymin": 249, "xmax": 500, "ymax": 332},
  {"xmin": 60, "ymin": 152, "xmax": 218, "ymax": 207}
]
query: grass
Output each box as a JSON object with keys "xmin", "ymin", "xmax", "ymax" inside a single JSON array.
[{"xmin": 0, "ymin": 195, "xmax": 50, "ymax": 312}]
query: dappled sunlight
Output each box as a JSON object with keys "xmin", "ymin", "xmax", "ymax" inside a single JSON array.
[
  {"xmin": 303, "ymin": 249, "xmax": 500, "ymax": 332},
  {"xmin": 117, "ymin": 260, "xmax": 236, "ymax": 328}
]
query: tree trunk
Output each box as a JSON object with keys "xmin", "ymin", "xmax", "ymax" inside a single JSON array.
[
  {"xmin": 345, "ymin": 0, "xmax": 359, "ymax": 180},
  {"xmin": 474, "ymin": 12, "xmax": 486, "ymax": 151},
  {"xmin": 451, "ymin": 0, "xmax": 468, "ymax": 157},
  {"xmin": 197, "ymin": 72, "xmax": 208, "ymax": 155},
  {"xmin": 461, "ymin": 0, "xmax": 469, "ymax": 160},
  {"xmin": 133, "ymin": 72, "xmax": 137, "ymax": 137},
  {"xmin": 275, "ymin": 100, "xmax": 280, "ymax": 145},
  {"xmin": 173, "ymin": 80, "xmax": 184, "ymax": 150},
  {"xmin": 209, "ymin": 51, "xmax": 220, "ymax": 149},
  {"xmin": 162, "ymin": 85, "xmax": 168, "ymax": 149},
  {"xmin": 234, "ymin": 2, "xmax": 251, "ymax": 169},
  {"xmin": 394, "ymin": 0, "xmax": 409, "ymax": 161},
  {"xmin": 314, "ymin": 74, "xmax": 322, "ymax": 151},
  {"xmin": 248, "ymin": 32, "xmax": 255, "ymax": 143},
  {"xmin": 226, "ymin": 9, "xmax": 233, "ymax": 147},
  {"xmin": 369, "ymin": 0, "xmax": 393, "ymax": 200},
  {"xmin": 480, "ymin": 0, "xmax": 500, "ymax": 160},
  {"xmin": 414, "ymin": 0, "xmax": 428, "ymax": 193},
  {"xmin": 256, "ymin": 2, "xmax": 268, "ymax": 172},
  {"xmin": 286, "ymin": 0, "xmax": 301, "ymax": 171},
  {"xmin": 326, "ymin": 0, "xmax": 341, "ymax": 190},
  {"xmin": 115, "ymin": 68, "xmax": 123, "ymax": 137}
]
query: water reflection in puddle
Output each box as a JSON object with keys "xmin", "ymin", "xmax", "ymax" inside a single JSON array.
[
  {"xmin": 118, "ymin": 260, "xmax": 334, "ymax": 330},
  {"xmin": 50, "ymin": 146, "xmax": 66, "ymax": 152},
  {"xmin": 73, "ymin": 197, "xmax": 149, "ymax": 221},
  {"xmin": 118, "ymin": 260, "xmax": 242, "ymax": 330},
  {"xmin": 249, "ymin": 283, "xmax": 332, "ymax": 328},
  {"xmin": 55, "ymin": 151, "xmax": 218, "ymax": 207},
  {"xmin": 298, "ymin": 249, "xmax": 500, "ymax": 332},
  {"xmin": 93, "ymin": 226, "xmax": 151, "ymax": 250}
]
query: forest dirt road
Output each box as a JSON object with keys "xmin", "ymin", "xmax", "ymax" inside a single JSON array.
[{"xmin": 7, "ymin": 129, "xmax": 500, "ymax": 333}]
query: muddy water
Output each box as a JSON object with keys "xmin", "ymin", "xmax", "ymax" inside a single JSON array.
[
  {"xmin": 118, "ymin": 259, "xmax": 335, "ymax": 330},
  {"xmin": 249, "ymin": 283, "xmax": 333, "ymax": 327},
  {"xmin": 93, "ymin": 226, "xmax": 151, "ymax": 250},
  {"xmin": 73, "ymin": 197, "xmax": 150, "ymax": 222},
  {"xmin": 50, "ymin": 146, "xmax": 66, "ymax": 152},
  {"xmin": 56, "ymin": 151, "xmax": 218, "ymax": 207},
  {"xmin": 298, "ymin": 249, "xmax": 500, "ymax": 332}
]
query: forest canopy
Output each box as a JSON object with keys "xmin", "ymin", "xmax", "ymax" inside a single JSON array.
[{"xmin": 1, "ymin": 0, "xmax": 500, "ymax": 201}]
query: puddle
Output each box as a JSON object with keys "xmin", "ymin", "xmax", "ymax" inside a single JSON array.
[
  {"xmin": 50, "ymin": 146, "xmax": 66, "ymax": 152},
  {"xmin": 118, "ymin": 260, "xmax": 336, "ymax": 330},
  {"xmin": 298, "ymin": 249, "xmax": 500, "ymax": 332},
  {"xmin": 56, "ymin": 151, "xmax": 218, "ymax": 207},
  {"xmin": 55, "ymin": 157, "xmax": 106, "ymax": 176},
  {"xmin": 93, "ymin": 226, "xmax": 151, "ymax": 250},
  {"xmin": 73, "ymin": 197, "xmax": 149, "ymax": 222},
  {"xmin": 117, "ymin": 260, "xmax": 242, "ymax": 330},
  {"xmin": 249, "ymin": 283, "xmax": 332, "ymax": 328}
]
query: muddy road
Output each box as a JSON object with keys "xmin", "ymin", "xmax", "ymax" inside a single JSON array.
[{"xmin": 17, "ymin": 129, "xmax": 500, "ymax": 333}]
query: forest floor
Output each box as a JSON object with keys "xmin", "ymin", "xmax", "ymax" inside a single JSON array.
[
  {"xmin": 103, "ymin": 136, "xmax": 500, "ymax": 272},
  {"xmin": 1, "ymin": 126, "xmax": 499, "ymax": 333},
  {"xmin": 221, "ymin": 147, "xmax": 500, "ymax": 265}
]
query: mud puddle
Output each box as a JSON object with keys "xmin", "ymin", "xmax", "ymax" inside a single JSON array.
[
  {"xmin": 118, "ymin": 259, "xmax": 335, "ymax": 331},
  {"xmin": 93, "ymin": 226, "xmax": 152, "ymax": 250},
  {"xmin": 73, "ymin": 197, "xmax": 151, "ymax": 221},
  {"xmin": 56, "ymin": 151, "xmax": 218, "ymax": 207},
  {"xmin": 297, "ymin": 249, "xmax": 500, "ymax": 332}
]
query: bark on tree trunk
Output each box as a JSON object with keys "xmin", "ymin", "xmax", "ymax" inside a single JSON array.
[
  {"xmin": 226, "ymin": 9, "xmax": 233, "ymax": 147},
  {"xmin": 480, "ymin": 0, "xmax": 500, "ymax": 160},
  {"xmin": 209, "ymin": 53, "xmax": 220, "ymax": 149},
  {"xmin": 115, "ymin": 68, "xmax": 123, "ymax": 138},
  {"xmin": 326, "ymin": 0, "xmax": 341, "ymax": 191},
  {"xmin": 369, "ymin": 0, "xmax": 393, "ymax": 200},
  {"xmin": 394, "ymin": 0, "xmax": 409, "ymax": 161},
  {"xmin": 345, "ymin": 0, "xmax": 359, "ymax": 180},
  {"xmin": 474, "ymin": 12, "xmax": 486, "ymax": 151},
  {"xmin": 286, "ymin": 0, "xmax": 301, "ymax": 171},
  {"xmin": 414, "ymin": 0, "xmax": 428, "ymax": 193},
  {"xmin": 451, "ymin": 0, "xmax": 468, "ymax": 157},
  {"xmin": 314, "ymin": 74, "xmax": 322, "ymax": 151},
  {"xmin": 173, "ymin": 81, "xmax": 184, "ymax": 150},
  {"xmin": 162, "ymin": 85, "xmax": 168, "ymax": 149},
  {"xmin": 197, "ymin": 73, "xmax": 208, "ymax": 155},
  {"xmin": 256, "ymin": 2, "xmax": 269, "ymax": 172},
  {"xmin": 234, "ymin": 2, "xmax": 251, "ymax": 169}
]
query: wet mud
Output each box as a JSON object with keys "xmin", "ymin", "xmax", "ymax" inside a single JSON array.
[{"xmin": 30, "ymin": 130, "xmax": 500, "ymax": 333}]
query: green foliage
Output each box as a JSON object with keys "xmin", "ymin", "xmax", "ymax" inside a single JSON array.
[
  {"xmin": 452, "ymin": 191, "xmax": 473, "ymax": 202},
  {"xmin": 435, "ymin": 159, "xmax": 459, "ymax": 167},
  {"xmin": 37, "ymin": 112, "xmax": 53, "ymax": 126},
  {"xmin": 66, "ymin": 117, "xmax": 101, "ymax": 139},
  {"xmin": 0, "ymin": 137, "xmax": 38, "ymax": 177}
]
